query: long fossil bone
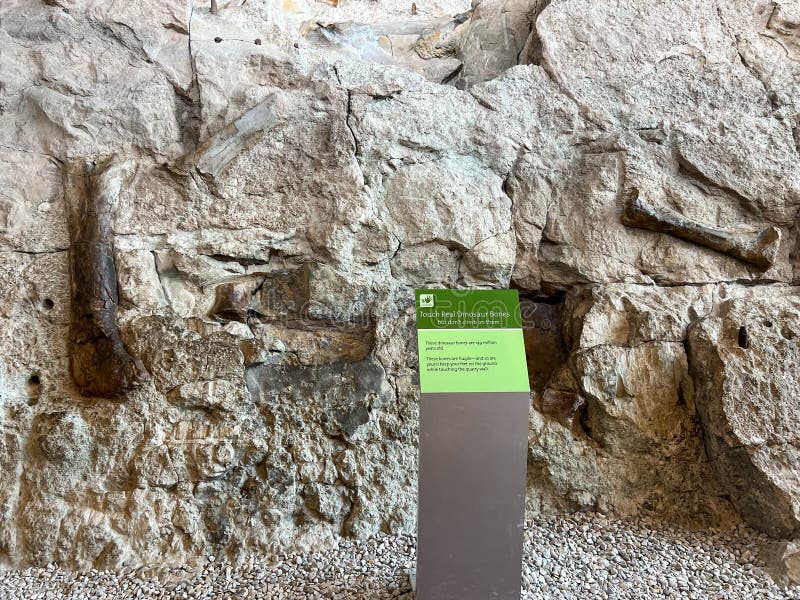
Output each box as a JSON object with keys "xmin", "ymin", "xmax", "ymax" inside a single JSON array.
[
  {"xmin": 622, "ymin": 188, "xmax": 781, "ymax": 271},
  {"xmin": 64, "ymin": 158, "xmax": 149, "ymax": 398}
]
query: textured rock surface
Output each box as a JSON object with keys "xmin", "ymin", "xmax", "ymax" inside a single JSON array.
[
  {"xmin": 688, "ymin": 293, "xmax": 800, "ymax": 539},
  {"xmin": 0, "ymin": 0, "xmax": 799, "ymax": 570},
  {"xmin": 527, "ymin": 284, "xmax": 739, "ymax": 527},
  {"xmin": 765, "ymin": 538, "xmax": 800, "ymax": 587}
]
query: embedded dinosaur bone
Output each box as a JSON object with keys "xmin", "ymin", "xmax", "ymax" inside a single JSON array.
[
  {"xmin": 64, "ymin": 158, "xmax": 149, "ymax": 398},
  {"xmin": 314, "ymin": 23, "xmax": 394, "ymax": 65},
  {"xmin": 176, "ymin": 95, "xmax": 280, "ymax": 178},
  {"xmin": 209, "ymin": 279, "xmax": 262, "ymax": 323},
  {"xmin": 621, "ymin": 188, "xmax": 781, "ymax": 271},
  {"xmin": 305, "ymin": 15, "xmax": 467, "ymax": 39},
  {"xmin": 301, "ymin": 16, "xmax": 469, "ymax": 81},
  {"xmin": 369, "ymin": 15, "xmax": 469, "ymax": 37}
]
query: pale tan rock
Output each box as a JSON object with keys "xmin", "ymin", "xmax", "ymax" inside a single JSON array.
[
  {"xmin": 575, "ymin": 343, "xmax": 693, "ymax": 453},
  {"xmin": 527, "ymin": 285, "xmax": 742, "ymax": 527},
  {"xmin": 0, "ymin": 149, "xmax": 67, "ymax": 252},
  {"xmin": 764, "ymin": 538, "xmax": 800, "ymax": 586},
  {"xmin": 167, "ymin": 379, "xmax": 252, "ymax": 412},
  {"xmin": 116, "ymin": 250, "xmax": 168, "ymax": 312},
  {"xmin": 688, "ymin": 293, "xmax": 800, "ymax": 538},
  {"xmin": 459, "ymin": 230, "xmax": 516, "ymax": 288},
  {"xmin": 51, "ymin": 0, "xmax": 193, "ymax": 91},
  {"xmin": 126, "ymin": 315, "xmax": 244, "ymax": 392},
  {"xmin": 306, "ymin": 263, "xmax": 374, "ymax": 324},
  {"xmin": 390, "ymin": 243, "xmax": 460, "ymax": 287},
  {"xmin": 0, "ymin": 6, "xmax": 183, "ymax": 160},
  {"xmin": 564, "ymin": 284, "xmax": 714, "ymax": 349},
  {"xmin": 383, "ymin": 156, "xmax": 511, "ymax": 249}
]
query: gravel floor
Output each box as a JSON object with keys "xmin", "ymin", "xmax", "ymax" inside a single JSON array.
[{"xmin": 1, "ymin": 512, "xmax": 798, "ymax": 599}]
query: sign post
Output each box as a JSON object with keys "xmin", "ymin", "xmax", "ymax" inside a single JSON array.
[{"xmin": 415, "ymin": 289, "xmax": 530, "ymax": 600}]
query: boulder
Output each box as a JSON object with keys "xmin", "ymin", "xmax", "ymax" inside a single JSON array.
[{"xmin": 688, "ymin": 294, "xmax": 800, "ymax": 537}]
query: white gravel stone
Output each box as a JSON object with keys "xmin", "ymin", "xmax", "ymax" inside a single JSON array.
[{"xmin": 0, "ymin": 512, "xmax": 797, "ymax": 599}]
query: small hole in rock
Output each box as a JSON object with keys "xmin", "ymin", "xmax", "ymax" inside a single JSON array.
[
  {"xmin": 763, "ymin": 320, "xmax": 773, "ymax": 328},
  {"xmin": 738, "ymin": 326, "xmax": 749, "ymax": 349},
  {"xmin": 255, "ymin": 38, "xmax": 262, "ymax": 45},
  {"xmin": 214, "ymin": 36, "xmax": 222, "ymax": 43},
  {"xmin": 27, "ymin": 375, "xmax": 41, "ymax": 406},
  {"xmin": 42, "ymin": 298, "xmax": 54, "ymax": 310},
  {"xmin": 781, "ymin": 327, "xmax": 796, "ymax": 341}
]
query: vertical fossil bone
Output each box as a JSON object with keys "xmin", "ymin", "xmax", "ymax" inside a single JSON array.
[
  {"xmin": 63, "ymin": 158, "xmax": 149, "ymax": 398},
  {"xmin": 621, "ymin": 188, "xmax": 781, "ymax": 271}
]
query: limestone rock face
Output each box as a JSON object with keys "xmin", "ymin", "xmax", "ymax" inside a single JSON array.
[
  {"xmin": 0, "ymin": 0, "xmax": 799, "ymax": 569},
  {"xmin": 688, "ymin": 293, "xmax": 800, "ymax": 538}
]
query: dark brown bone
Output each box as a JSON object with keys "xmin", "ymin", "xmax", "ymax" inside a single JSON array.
[
  {"xmin": 64, "ymin": 159, "xmax": 148, "ymax": 398},
  {"xmin": 622, "ymin": 189, "xmax": 781, "ymax": 271},
  {"xmin": 210, "ymin": 281, "xmax": 259, "ymax": 322}
]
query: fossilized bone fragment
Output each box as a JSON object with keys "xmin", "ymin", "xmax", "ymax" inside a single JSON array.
[
  {"xmin": 175, "ymin": 95, "xmax": 280, "ymax": 178},
  {"xmin": 209, "ymin": 279, "xmax": 263, "ymax": 323},
  {"xmin": 622, "ymin": 189, "xmax": 781, "ymax": 271},
  {"xmin": 64, "ymin": 159, "xmax": 148, "ymax": 398}
]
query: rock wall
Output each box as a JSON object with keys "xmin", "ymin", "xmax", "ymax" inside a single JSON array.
[{"xmin": 0, "ymin": 0, "xmax": 799, "ymax": 569}]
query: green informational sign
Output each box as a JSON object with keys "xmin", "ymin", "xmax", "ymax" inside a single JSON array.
[{"xmin": 415, "ymin": 289, "xmax": 530, "ymax": 394}]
